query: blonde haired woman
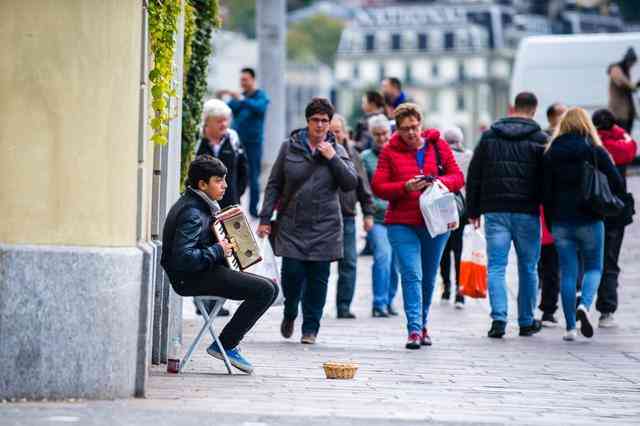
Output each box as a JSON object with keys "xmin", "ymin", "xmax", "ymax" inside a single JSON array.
[{"xmin": 542, "ymin": 108, "xmax": 625, "ymax": 341}]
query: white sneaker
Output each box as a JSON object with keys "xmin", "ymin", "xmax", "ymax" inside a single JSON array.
[
  {"xmin": 576, "ymin": 304, "xmax": 594, "ymax": 338},
  {"xmin": 563, "ymin": 329, "xmax": 577, "ymax": 341},
  {"xmin": 454, "ymin": 301, "xmax": 465, "ymax": 310},
  {"xmin": 599, "ymin": 313, "xmax": 618, "ymax": 328}
]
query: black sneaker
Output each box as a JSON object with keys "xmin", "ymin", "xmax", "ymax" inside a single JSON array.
[
  {"xmin": 576, "ymin": 305, "xmax": 594, "ymax": 338},
  {"xmin": 454, "ymin": 293, "xmax": 465, "ymax": 310},
  {"xmin": 541, "ymin": 312, "xmax": 558, "ymax": 328},
  {"xmin": 441, "ymin": 289, "xmax": 451, "ymax": 301},
  {"xmin": 337, "ymin": 310, "xmax": 356, "ymax": 319},
  {"xmin": 387, "ymin": 304, "xmax": 399, "ymax": 316},
  {"xmin": 280, "ymin": 317, "xmax": 294, "ymax": 339},
  {"xmin": 519, "ymin": 319, "xmax": 542, "ymax": 336},
  {"xmin": 372, "ymin": 307, "xmax": 389, "ymax": 318},
  {"xmin": 217, "ymin": 307, "xmax": 230, "ymax": 317},
  {"xmin": 488, "ymin": 320, "xmax": 506, "ymax": 338}
]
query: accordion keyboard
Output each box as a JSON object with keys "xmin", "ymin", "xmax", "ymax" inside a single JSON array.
[{"xmin": 213, "ymin": 220, "xmax": 240, "ymax": 271}]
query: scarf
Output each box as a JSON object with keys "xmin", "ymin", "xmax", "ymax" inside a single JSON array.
[{"xmin": 188, "ymin": 187, "xmax": 221, "ymax": 217}]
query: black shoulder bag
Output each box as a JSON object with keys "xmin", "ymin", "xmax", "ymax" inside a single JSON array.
[{"xmin": 580, "ymin": 144, "xmax": 624, "ymax": 217}]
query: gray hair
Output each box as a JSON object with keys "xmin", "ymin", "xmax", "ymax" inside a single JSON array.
[
  {"xmin": 443, "ymin": 126, "xmax": 464, "ymax": 146},
  {"xmin": 331, "ymin": 113, "xmax": 347, "ymax": 131},
  {"xmin": 202, "ymin": 98, "xmax": 232, "ymax": 124},
  {"xmin": 368, "ymin": 114, "xmax": 391, "ymax": 133}
]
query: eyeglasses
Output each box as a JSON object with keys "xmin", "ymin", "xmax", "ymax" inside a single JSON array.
[
  {"xmin": 309, "ymin": 117, "xmax": 330, "ymax": 126},
  {"xmin": 398, "ymin": 125, "xmax": 421, "ymax": 133}
]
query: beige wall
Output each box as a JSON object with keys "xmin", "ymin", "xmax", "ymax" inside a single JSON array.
[{"xmin": 0, "ymin": 1, "xmax": 142, "ymax": 246}]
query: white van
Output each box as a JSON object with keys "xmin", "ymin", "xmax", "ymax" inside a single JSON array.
[{"xmin": 510, "ymin": 33, "xmax": 640, "ymax": 137}]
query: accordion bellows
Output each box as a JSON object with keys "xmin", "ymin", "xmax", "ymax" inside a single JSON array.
[{"xmin": 212, "ymin": 205, "xmax": 262, "ymax": 271}]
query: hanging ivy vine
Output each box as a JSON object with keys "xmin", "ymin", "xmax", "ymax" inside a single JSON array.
[
  {"xmin": 180, "ymin": 0, "xmax": 221, "ymax": 187},
  {"xmin": 148, "ymin": 0, "xmax": 181, "ymax": 145}
]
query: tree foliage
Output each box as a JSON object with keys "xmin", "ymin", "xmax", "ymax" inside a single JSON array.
[
  {"xmin": 221, "ymin": 0, "xmax": 256, "ymax": 38},
  {"xmin": 181, "ymin": 0, "xmax": 222, "ymax": 187},
  {"xmin": 287, "ymin": 14, "xmax": 345, "ymax": 66}
]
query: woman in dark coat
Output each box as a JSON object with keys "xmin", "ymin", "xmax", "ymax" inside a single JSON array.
[
  {"xmin": 608, "ymin": 47, "xmax": 638, "ymax": 133},
  {"xmin": 257, "ymin": 98, "xmax": 358, "ymax": 344}
]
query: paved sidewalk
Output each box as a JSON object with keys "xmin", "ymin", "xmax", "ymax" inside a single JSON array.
[{"xmin": 3, "ymin": 178, "xmax": 640, "ymax": 426}]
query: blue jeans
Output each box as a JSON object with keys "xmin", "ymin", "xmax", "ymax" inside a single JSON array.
[
  {"xmin": 388, "ymin": 224, "xmax": 449, "ymax": 334},
  {"xmin": 367, "ymin": 223, "xmax": 399, "ymax": 310},
  {"xmin": 336, "ymin": 216, "xmax": 357, "ymax": 312},
  {"xmin": 281, "ymin": 257, "xmax": 331, "ymax": 335},
  {"xmin": 485, "ymin": 213, "xmax": 540, "ymax": 327},
  {"xmin": 244, "ymin": 142, "xmax": 262, "ymax": 217},
  {"xmin": 552, "ymin": 220, "xmax": 604, "ymax": 331}
]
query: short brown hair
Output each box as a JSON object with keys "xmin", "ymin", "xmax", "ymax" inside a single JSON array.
[
  {"xmin": 305, "ymin": 97, "xmax": 335, "ymax": 121},
  {"xmin": 394, "ymin": 103, "xmax": 422, "ymax": 128}
]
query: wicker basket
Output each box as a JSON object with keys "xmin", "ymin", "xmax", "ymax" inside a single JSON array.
[{"xmin": 322, "ymin": 362, "xmax": 359, "ymax": 380}]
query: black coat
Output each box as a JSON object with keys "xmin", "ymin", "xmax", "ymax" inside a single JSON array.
[
  {"xmin": 466, "ymin": 117, "xmax": 547, "ymax": 218},
  {"xmin": 196, "ymin": 130, "xmax": 248, "ymax": 209},
  {"xmin": 160, "ymin": 188, "xmax": 225, "ymax": 292},
  {"xmin": 339, "ymin": 142, "xmax": 374, "ymax": 218},
  {"xmin": 542, "ymin": 133, "xmax": 625, "ymax": 226},
  {"xmin": 259, "ymin": 128, "xmax": 359, "ymax": 261}
]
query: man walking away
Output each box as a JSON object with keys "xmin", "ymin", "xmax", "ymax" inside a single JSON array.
[
  {"xmin": 220, "ymin": 67, "xmax": 270, "ymax": 218},
  {"xmin": 381, "ymin": 77, "xmax": 408, "ymax": 116},
  {"xmin": 467, "ymin": 92, "xmax": 547, "ymax": 339}
]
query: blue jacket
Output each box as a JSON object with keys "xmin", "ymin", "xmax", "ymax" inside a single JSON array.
[{"xmin": 228, "ymin": 89, "xmax": 270, "ymax": 145}]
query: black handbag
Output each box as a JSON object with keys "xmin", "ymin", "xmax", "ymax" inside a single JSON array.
[
  {"xmin": 433, "ymin": 143, "xmax": 467, "ymax": 219},
  {"xmin": 580, "ymin": 144, "xmax": 624, "ymax": 217}
]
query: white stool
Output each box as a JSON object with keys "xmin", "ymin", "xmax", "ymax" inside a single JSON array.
[{"xmin": 179, "ymin": 296, "xmax": 233, "ymax": 374}]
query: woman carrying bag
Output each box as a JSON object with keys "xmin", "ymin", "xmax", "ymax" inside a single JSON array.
[
  {"xmin": 372, "ymin": 103, "xmax": 464, "ymax": 349},
  {"xmin": 542, "ymin": 108, "xmax": 625, "ymax": 341}
]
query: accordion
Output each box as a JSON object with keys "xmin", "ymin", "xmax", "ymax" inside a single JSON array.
[{"xmin": 212, "ymin": 205, "xmax": 262, "ymax": 271}]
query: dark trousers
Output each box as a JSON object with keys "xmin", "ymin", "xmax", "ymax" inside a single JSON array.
[
  {"xmin": 282, "ymin": 257, "xmax": 331, "ymax": 335},
  {"xmin": 617, "ymin": 117, "xmax": 634, "ymax": 134},
  {"xmin": 596, "ymin": 225, "xmax": 625, "ymax": 314},
  {"xmin": 176, "ymin": 265, "xmax": 278, "ymax": 349},
  {"xmin": 538, "ymin": 244, "xmax": 560, "ymax": 314},
  {"xmin": 244, "ymin": 142, "xmax": 263, "ymax": 217},
  {"xmin": 336, "ymin": 216, "xmax": 357, "ymax": 312},
  {"xmin": 439, "ymin": 224, "xmax": 463, "ymax": 294}
]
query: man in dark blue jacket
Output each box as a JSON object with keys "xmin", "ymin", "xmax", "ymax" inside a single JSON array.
[
  {"xmin": 161, "ymin": 155, "xmax": 278, "ymax": 374},
  {"xmin": 219, "ymin": 68, "xmax": 270, "ymax": 218}
]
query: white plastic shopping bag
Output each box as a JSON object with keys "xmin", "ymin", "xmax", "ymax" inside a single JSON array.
[
  {"xmin": 419, "ymin": 181, "xmax": 459, "ymax": 237},
  {"xmin": 246, "ymin": 237, "xmax": 284, "ymax": 306},
  {"xmin": 459, "ymin": 225, "xmax": 487, "ymax": 298}
]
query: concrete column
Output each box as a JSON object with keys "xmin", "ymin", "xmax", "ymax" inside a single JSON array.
[
  {"xmin": 257, "ymin": 0, "xmax": 287, "ymax": 165},
  {"xmin": 0, "ymin": 0, "xmax": 145, "ymax": 399}
]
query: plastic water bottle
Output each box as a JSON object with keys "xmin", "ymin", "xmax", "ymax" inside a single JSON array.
[{"xmin": 167, "ymin": 337, "xmax": 181, "ymax": 374}]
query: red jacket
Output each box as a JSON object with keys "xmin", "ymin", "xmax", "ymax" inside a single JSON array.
[
  {"xmin": 598, "ymin": 125, "xmax": 637, "ymax": 166},
  {"xmin": 372, "ymin": 129, "xmax": 464, "ymax": 226}
]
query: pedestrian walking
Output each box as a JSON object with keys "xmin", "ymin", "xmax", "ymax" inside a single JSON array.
[
  {"xmin": 439, "ymin": 126, "xmax": 471, "ymax": 309},
  {"xmin": 607, "ymin": 47, "xmax": 639, "ymax": 133},
  {"xmin": 354, "ymin": 90, "xmax": 386, "ymax": 152},
  {"xmin": 160, "ymin": 155, "xmax": 278, "ymax": 374},
  {"xmin": 257, "ymin": 98, "xmax": 358, "ymax": 345},
  {"xmin": 372, "ymin": 103, "xmax": 464, "ymax": 349},
  {"xmin": 330, "ymin": 114, "xmax": 375, "ymax": 319},
  {"xmin": 381, "ymin": 77, "xmax": 408, "ymax": 116},
  {"xmin": 467, "ymin": 92, "xmax": 547, "ymax": 339},
  {"xmin": 544, "ymin": 102, "xmax": 568, "ymax": 136},
  {"xmin": 361, "ymin": 114, "xmax": 399, "ymax": 318},
  {"xmin": 543, "ymin": 107, "xmax": 625, "ymax": 341},
  {"xmin": 218, "ymin": 67, "xmax": 270, "ymax": 218},
  {"xmin": 592, "ymin": 108, "xmax": 637, "ymax": 328}
]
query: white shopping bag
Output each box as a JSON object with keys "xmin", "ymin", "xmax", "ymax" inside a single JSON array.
[
  {"xmin": 246, "ymin": 237, "xmax": 284, "ymax": 306},
  {"xmin": 419, "ymin": 180, "xmax": 459, "ymax": 237},
  {"xmin": 459, "ymin": 225, "xmax": 487, "ymax": 298}
]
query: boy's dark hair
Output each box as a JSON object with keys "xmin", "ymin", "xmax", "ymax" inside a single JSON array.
[
  {"xmin": 187, "ymin": 155, "xmax": 227, "ymax": 188},
  {"xmin": 305, "ymin": 97, "xmax": 335, "ymax": 121},
  {"xmin": 241, "ymin": 67, "xmax": 256, "ymax": 79},
  {"xmin": 385, "ymin": 77, "xmax": 402, "ymax": 90},
  {"xmin": 364, "ymin": 90, "xmax": 385, "ymax": 109},
  {"xmin": 546, "ymin": 102, "xmax": 562, "ymax": 121},
  {"xmin": 592, "ymin": 109, "xmax": 616, "ymax": 131},
  {"xmin": 514, "ymin": 92, "xmax": 538, "ymax": 112}
]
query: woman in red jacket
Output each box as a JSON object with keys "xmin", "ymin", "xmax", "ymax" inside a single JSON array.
[
  {"xmin": 592, "ymin": 109, "xmax": 637, "ymax": 328},
  {"xmin": 372, "ymin": 103, "xmax": 464, "ymax": 349}
]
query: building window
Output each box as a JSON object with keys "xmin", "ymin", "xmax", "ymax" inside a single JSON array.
[
  {"xmin": 365, "ymin": 34, "xmax": 375, "ymax": 52},
  {"xmin": 444, "ymin": 32, "xmax": 455, "ymax": 50},
  {"xmin": 456, "ymin": 91, "xmax": 465, "ymax": 111},
  {"xmin": 405, "ymin": 63, "xmax": 412, "ymax": 84},
  {"xmin": 431, "ymin": 63, "xmax": 439, "ymax": 78},
  {"xmin": 458, "ymin": 63, "xmax": 466, "ymax": 82},
  {"xmin": 418, "ymin": 33, "xmax": 428, "ymax": 51},
  {"xmin": 353, "ymin": 63, "xmax": 359, "ymax": 79},
  {"xmin": 391, "ymin": 33, "xmax": 402, "ymax": 51}
]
